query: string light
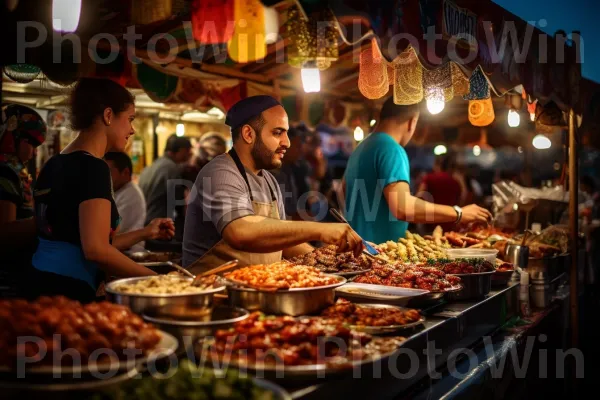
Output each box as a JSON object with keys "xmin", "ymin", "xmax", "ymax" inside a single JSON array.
[
  {"xmin": 473, "ymin": 145, "xmax": 481, "ymax": 156},
  {"xmin": 354, "ymin": 126, "xmax": 364, "ymax": 142},
  {"xmin": 52, "ymin": 0, "xmax": 81, "ymax": 32},
  {"xmin": 508, "ymin": 109, "xmax": 520, "ymax": 127},
  {"xmin": 532, "ymin": 134, "xmax": 551, "ymax": 149},
  {"xmin": 301, "ymin": 67, "xmax": 320, "ymax": 93},
  {"xmin": 176, "ymin": 123, "xmax": 185, "ymax": 137},
  {"xmin": 434, "ymin": 145, "xmax": 447, "ymax": 155}
]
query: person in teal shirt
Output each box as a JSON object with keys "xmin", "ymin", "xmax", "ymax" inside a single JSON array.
[{"xmin": 343, "ymin": 98, "xmax": 491, "ymax": 244}]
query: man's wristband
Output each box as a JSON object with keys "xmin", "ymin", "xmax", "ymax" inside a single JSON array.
[{"xmin": 453, "ymin": 205, "xmax": 463, "ymax": 223}]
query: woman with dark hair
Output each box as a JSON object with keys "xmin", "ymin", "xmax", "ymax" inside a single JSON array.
[
  {"xmin": 28, "ymin": 78, "xmax": 175, "ymax": 303},
  {"xmin": 0, "ymin": 104, "xmax": 47, "ymax": 297}
]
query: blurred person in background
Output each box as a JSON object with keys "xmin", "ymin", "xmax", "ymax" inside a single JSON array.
[
  {"xmin": 104, "ymin": 151, "xmax": 146, "ymax": 253},
  {"xmin": 271, "ymin": 126, "xmax": 309, "ymax": 220},
  {"xmin": 139, "ymin": 134, "xmax": 191, "ymax": 250},
  {"xmin": 418, "ymin": 153, "xmax": 462, "ymax": 232},
  {"xmin": 0, "ymin": 104, "xmax": 47, "ymax": 297}
]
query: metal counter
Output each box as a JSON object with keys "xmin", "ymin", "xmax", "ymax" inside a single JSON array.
[{"xmin": 284, "ymin": 283, "xmax": 520, "ymax": 399}]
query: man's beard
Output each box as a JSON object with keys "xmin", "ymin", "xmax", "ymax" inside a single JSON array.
[{"xmin": 251, "ymin": 134, "xmax": 281, "ymax": 170}]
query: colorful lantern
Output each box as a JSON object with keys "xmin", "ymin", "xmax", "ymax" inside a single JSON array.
[
  {"xmin": 358, "ymin": 38, "xmax": 388, "ymax": 100},
  {"xmin": 393, "ymin": 46, "xmax": 423, "ymax": 105},
  {"xmin": 191, "ymin": 0, "xmax": 234, "ymax": 44},
  {"xmin": 464, "ymin": 67, "xmax": 495, "ymax": 127},
  {"xmin": 227, "ymin": 0, "xmax": 266, "ymax": 63},
  {"xmin": 286, "ymin": 6, "xmax": 338, "ymax": 70}
]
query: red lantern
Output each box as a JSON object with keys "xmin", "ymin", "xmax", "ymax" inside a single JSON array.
[{"xmin": 191, "ymin": 0, "xmax": 235, "ymax": 44}]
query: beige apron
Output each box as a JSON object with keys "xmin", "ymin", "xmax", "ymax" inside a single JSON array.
[{"xmin": 187, "ymin": 149, "xmax": 282, "ymax": 275}]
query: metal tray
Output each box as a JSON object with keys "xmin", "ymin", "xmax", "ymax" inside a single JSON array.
[
  {"xmin": 446, "ymin": 271, "xmax": 494, "ymax": 301},
  {"xmin": 328, "ymin": 303, "xmax": 425, "ymax": 334},
  {"xmin": 0, "ymin": 331, "xmax": 177, "ymax": 376},
  {"xmin": 106, "ymin": 276, "xmax": 225, "ymax": 315},
  {"xmin": 143, "ymin": 305, "xmax": 250, "ymax": 346},
  {"xmin": 226, "ymin": 275, "xmax": 347, "ymax": 316},
  {"xmin": 198, "ymin": 336, "xmax": 404, "ymax": 381}
]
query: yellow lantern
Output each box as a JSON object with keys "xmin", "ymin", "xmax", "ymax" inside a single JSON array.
[
  {"xmin": 393, "ymin": 46, "xmax": 423, "ymax": 105},
  {"xmin": 358, "ymin": 38, "xmax": 388, "ymax": 99},
  {"xmin": 468, "ymin": 98, "xmax": 495, "ymax": 127},
  {"xmin": 227, "ymin": 0, "xmax": 266, "ymax": 63}
]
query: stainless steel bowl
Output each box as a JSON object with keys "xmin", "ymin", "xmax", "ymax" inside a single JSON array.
[
  {"xmin": 505, "ymin": 244, "xmax": 530, "ymax": 269},
  {"xmin": 226, "ymin": 275, "xmax": 347, "ymax": 316},
  {"xmin": 143, "ymin": 305, "xmax": 249, "ymax": 345},
  {"xmin": 105, "ymin": 277, "xmax": 225, "ymax": 315},
  {"xmin": 446, "ymin": 271, "xmax": 495, "ymax": 301}
]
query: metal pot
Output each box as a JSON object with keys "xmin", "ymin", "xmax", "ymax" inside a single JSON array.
[
  {"xmin": 143, "ymin": 305, "xmax": 249, "ymax": 346},
  {"xmin": 105, "ymin": 277, "xmax": 225, "ymax": 315},
  {"xmin": 446, "ymin": 271, "xmax": 494, "ymax": 301},
  {"xmin": 505, "ymin": 244, "xmax": 529, "ymax": 269},
  {"xmin": 226, "ymin": 277, "xmax": 346, "ymax": 316}
]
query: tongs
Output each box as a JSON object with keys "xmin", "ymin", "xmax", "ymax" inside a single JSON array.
[
  {"xmin": 328, "ymin": 209, "xmax": 385, "ymax": 263},
  {"xmin": 191, "ymin": 259, "xmax": 239, "ymax": 287}
]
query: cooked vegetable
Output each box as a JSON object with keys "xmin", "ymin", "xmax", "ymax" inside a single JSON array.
[{"xmin": 91, "ymin": 360, "xmax": 276, "ymax": 400}]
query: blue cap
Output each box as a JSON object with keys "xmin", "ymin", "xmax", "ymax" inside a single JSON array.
[{"xmin": 225, "ymin": 95, "xmax": 282, "ymax": 131}]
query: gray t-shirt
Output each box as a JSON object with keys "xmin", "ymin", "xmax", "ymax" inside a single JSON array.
[
  {"xmin": 138, "ymin": 156, "xmax": 182, "ymax": 225},
  {"xmin": 182, "ymin": 154, "xmax": 286, "ymax": 267}
]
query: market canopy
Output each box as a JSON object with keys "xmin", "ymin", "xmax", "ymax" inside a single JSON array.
[{"xmin": 3, "ymin": 0, "xmax": 599, "ymax": 142}]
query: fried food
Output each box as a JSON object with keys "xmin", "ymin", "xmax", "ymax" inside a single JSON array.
[
  {"xmin": 224, "ymin": 263, "xmax": 340, "ymax": 290},
  {"xmin": 321, "ymin": 299, "xmax": 421, "ymax": 327},
  {"xmin": 0, "ymin": 296, "xmax": 161, "ymax": 368}
]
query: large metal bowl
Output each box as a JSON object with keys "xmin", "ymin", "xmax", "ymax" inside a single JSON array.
[
  {"xmin": 446, "ymin": 271, "xmax": 495, "ymax": 301},
  {"xmin": 143, "ymin": 305, "xmax": 249, "ymax": 347},
  {"xmin": 105, "ymin": 277, "xmax": 225, "ymax": 315},
  {"xmin": 226, "ymin": 275, "xmax": 347, "ymax": 316}
]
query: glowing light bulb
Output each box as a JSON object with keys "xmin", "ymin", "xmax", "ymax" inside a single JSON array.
[
  {"xmin": 52, "ymin": 0, "xmax": 81, "ymax": 33},
  {"xmin": 508, "ymin": 109, "xmax": 520, "ymax": 127},
  {"xmin": 532, "ymin": 134, "xmax": 551, "ymax": 150},
  {"xmin": 370, "ymin": 119, "xmax": 376, "ymax": 127},
  {"xmin": 354, "ymin": 126, "xmax": 364, "ymax": 142},
  {"xmin": 530, "ymin": 113, "xmax": 535, "ymax": 122},
  {"xmin": 176, "ymin": 123, "xmax": 185, "ymax": 137},
  {"xmin": 426, "ymin": 98, "xmax": 445, "ymax": 115},
  {"xmin": 434, "ymin": 145, "xmax": 447, "ymax": 155},
  {"xmin": 301, "ymin": 68, "xmax": 320, "ymax": 93},
  {"xmin": 473, "ymin": 145, "xmax": 481, "ymax": 156}
]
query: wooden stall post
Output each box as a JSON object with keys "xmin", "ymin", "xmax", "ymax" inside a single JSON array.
[{"xmin": 568, "ymin": 108, "xmax": 579, "ymax": 350}]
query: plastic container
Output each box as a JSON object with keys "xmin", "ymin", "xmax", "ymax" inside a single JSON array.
[{"xmin": 445, "ymin": 248, "xmax": 498, "ymax": 264}]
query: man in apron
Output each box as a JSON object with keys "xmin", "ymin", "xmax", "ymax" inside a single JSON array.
[{"xmin": 182, "ymin": 96, "xmax": 364, "ymax": 274}]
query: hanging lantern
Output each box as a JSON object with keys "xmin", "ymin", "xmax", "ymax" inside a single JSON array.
[
  {"xmin": 468, "ymin": 99, "xmax": 495, "ymax": 127},
  {"xmin": 358, "ymin": 38, "xmax": 388, "ymax": 99},
  {"xmin": 131, "ymin": 0, "xmax": 172, "ymax": 25},
  {"xmin": 464, "ymin": 67, "xmax": 495, "ymax": 127},
  {"xmin": 450, "ymin": 62, "xmax": 469, "ymax": 97},
  {"xmin": 286, "ymin": 6, "xmax": 338, "ymax": 70},
  {"xmin": 393, "ymin": 46, "xmax": 423, "ymax": 105},
  {"xmin": 264, "ymin": 6, "xmax": 279, "ymax": 45},
  {"xmin": 422, "ymin": 63, "xmax": 452, "ymax": 112},
  {"xmin": 135, "ymin": 62, "xmax": 179, "ymax": 103},
  {"xmin": 228, "ymin": 0, "xmax": 266, "ymax": 63},
  {"xmin": 3, "ymin": 64, "xmax": 41, "ymax": 83},
  {"xmin": 191, "ymin": 0, "xmax": 234, "ymax": 44}
]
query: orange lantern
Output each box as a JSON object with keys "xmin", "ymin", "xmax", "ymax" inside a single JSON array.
[{"xmin": 227, "ymin": 0, "xmax": 266, "ymax": 63}]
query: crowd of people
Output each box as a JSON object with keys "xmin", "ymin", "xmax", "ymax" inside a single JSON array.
[{"xmin": 2, "ymin": 77, "xmax": 599, "ymax": 302}]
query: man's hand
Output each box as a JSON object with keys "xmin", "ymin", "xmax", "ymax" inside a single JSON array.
[
  {"xmin": 145, "ymin": 218, "xmax": 175, "ymax": 240},
  {"xmin": 460, "ymin": 205, "xmax": 492, "ymax": 225},
  {"xmin": 320, "ymin": 223, "xmax": 364, "ymax": 258}
]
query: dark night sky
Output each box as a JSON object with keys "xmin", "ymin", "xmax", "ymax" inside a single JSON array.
[{"xmin": 493, "ymin": 0, "xmax": 600, "ymax": 83}]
